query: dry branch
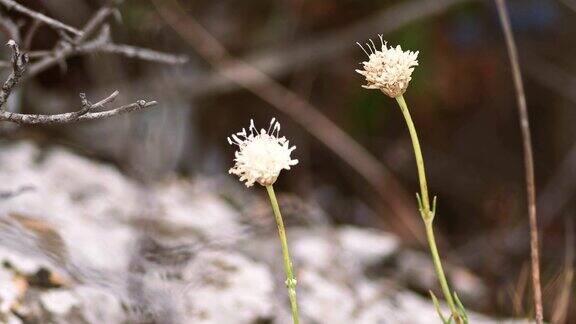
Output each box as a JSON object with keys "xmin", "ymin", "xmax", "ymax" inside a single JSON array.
[
  {"xmin": 0, "ymin": 0, "xmax": 82, "ymax": 36},
  {"xmin": 0, "ymin": 2, "xmax": 190, "ymax": 125},
  {"xmin": 0, "ymin": 89, "xmax": 157, "ymax": 125},
  {"xmin": 25, "ymin": 34, "xmax": 188, "ymax": 78},
  {"xmin": 0, "ymin": 39, "xmax": 28, "ymax": 108},
  {"xmin": 1, "ymin": 4, "xmax": 188, "ymax": 77},
  {"xmin": 97, "ymin": 43, "xmax": 189, "ymax": 65},
  {"xmin": 0, "ymin": 40, "xmax": 156, "ymax": 125},
  {"xmin": 495, "ymin": 1, "xmax": 544, "ymax": 323}
]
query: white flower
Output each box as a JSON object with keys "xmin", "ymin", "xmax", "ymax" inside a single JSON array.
[
  {"xmin": 356, "ymin": 35, "xmax": 419, "ymax": 98},
  {"xmin": 228, "ymin": 118, "xmax": 298, "ymax": 187}
]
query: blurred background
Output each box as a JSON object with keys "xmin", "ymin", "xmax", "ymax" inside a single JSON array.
[{"xmin": 1, "ymin": 0, "xmax": 575, "ymax": 322}]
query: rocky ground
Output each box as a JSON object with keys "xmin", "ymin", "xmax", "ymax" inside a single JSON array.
[{"xmin": 0, "ymin": 142, "xmax": 530, "ymax": 323}]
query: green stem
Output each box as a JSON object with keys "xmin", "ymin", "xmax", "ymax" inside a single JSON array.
[
  {"xmin": 396, "ymin": 95, "xmax": 430, "ymax": 212},
  {"xmin": 395, "ymin": 95, "xmax": 462, "ymax": 324},
  {"xmin": 265, "ymin": 185, "xmax": 299, "ymax": 324}
]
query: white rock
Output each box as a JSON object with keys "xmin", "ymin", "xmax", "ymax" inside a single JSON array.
[
  {"xmin": 0, "ymin": 142, "xmax": 527, "ymax": 324},
  {"xmin": 298, "ymin": 269, "xmax": 356, "ymax": 324},
  {"xmin": 0, "ymin": 312, "xmax": 23, "ymax": 324},
  {"xmin": 39, "ymin": 286, "xmax": 126, "ymax": 324},
  {"xmin": 0, "ymin": 266, "xmax": 21, "ymax": 313},
  {"xmin": 60, "ymin": 220, "xmax": 135, "ymax": 272},
  {"xmin": 338, "ymin": 226, "xmax": 399, "ymax": 266},
  {"xmin": 0, "ymin": 247, "xmax": 50, "ymax": 275},
  {"xmin": 74, "ymin": 286, "xmax": 125, "ymax": 324},
  {"xmin": 38, "ymin": 148, "xmax": 141, "ymax": 223},
  {"xmin": 0, "ymin": 142, "xmax": 39, "ymax": 173},
  {"xmin": 292, "ymin": 234, "xmax": 334, "ymax": 271},
  {"xmin": 184, "ymin": 250, "xmax": 274, "ymax": 323},
  {"xmin": 40, "ymin": 290, "xmax": 79, "ymax": 316},
  {"xmin": 356, "ymin": 289, "xmax": 527, "ymax": 324},
  {"xmin": 397, "ymin": 250, "xmax": 487, "ymax": 302},
  {"xmin": 397, "ymin": 250, "xmax": 437, "ymax": 289},
  {"xmin": 155, "ymin": 181, "xmax": 245, "ymax": 242}
]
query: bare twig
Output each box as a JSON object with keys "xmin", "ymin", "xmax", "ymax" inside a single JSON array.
[
  {"xmin": 495, "ymin": 1, "xmax": 544, "ymax": 323},
  {"xmin": 24, "ymin": 24, "xmax": 111, "ymax": 77},
  {"xmin": 1, "ymin": 4, "xmax": 187, "ymax": 76},
  {"xmin": 152, "ymin": 0, "xmax": 426, "ymax": 244},
  {"xmin": 0, "ymin": 90, "xmax": 156, "ymax": 125},
  {"xmin": 0, "ymin": 40, "xmax": 28, "ymax": 108},
  {"xmin": 96, "ymin": 43, "xmax": 189, "ymax": 65},
  {"xmin": 25, "ymin": 42, "xmax": 188, "ymax": 78},
  {"xmin": 75, "ymin": 6, "xmax": 116, "ymax": 43},
  {"xmin": 0, "ymin": 0, "xmax": 83, "ymax": 36},
  {"xmin": 0, "ymin": 40, "xmax": 156, "ymax": 124},
  {"xmin": 0, "ymin": 1, "xmax": 191, "ymax": 125},
  {"xmin": 25, "ymin": 23, "xmax": 187, "ymax": 78}
]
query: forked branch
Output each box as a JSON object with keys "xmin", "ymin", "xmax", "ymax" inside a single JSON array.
[{"xmin": 0, "ymin": 40, "xmax": 156, "ymax": 125}]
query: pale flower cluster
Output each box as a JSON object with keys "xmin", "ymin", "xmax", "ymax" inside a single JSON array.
[
  {"xmin": 356, "ymin": 35, "xmax": 419, "ymax": 98},
  {"xmin": 228, "ymin": 119, "xmax": 298, "ymax": 187}
]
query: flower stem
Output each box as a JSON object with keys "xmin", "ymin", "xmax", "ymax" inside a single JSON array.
[
  {"xmin": 395, "ymin": 94, "xmax": 462, "ymax": 324},
  {"xmin": 265, "ymin": 185, "xmax": 299, "ymax": 324}
]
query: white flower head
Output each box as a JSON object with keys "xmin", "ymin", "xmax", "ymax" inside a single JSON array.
[
  {"xmin": 356, "ymin": 35, "xmax": 419, "ymax": 98},
  {"xmin": 228, "ymin": 118, "xmax": 298, "ymax": 187}
]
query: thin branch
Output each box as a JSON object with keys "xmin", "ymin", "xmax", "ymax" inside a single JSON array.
[
  {"xmin": 24, "ymin": 24, "xmax": 111, "ymax": 78},
  {"xmin": 0, "ymin": 40, "xmax": 156, "ymax": 125},
  {"xmin": 495, "ymin": 1, "xmax": 544, "ymax": 323},
  {"xmin": 2, "ymin": 4, "xmax": 187, "ymax": 76},
  {"xmin": 0, "ymin": 90, "xmax": 157, "ymax": 125},
  {"xmin": 152, "ymin": 0, "xmax": 426, "ymax": 244},
  {"xmin": 96, "ymin": 43, "xmax": 189, "ymax": 65},
  {"xmin": 75, "ymin": 6, "xmax": 116, "ymax": 43},
  {"xmin": 0, "ymin": 0, "xmax": 83, "ymax": 36},
  {"xmin": 0, "ymin": 40, "xmax": 28, "ymax": 108},
  {"xmin": 25, "ymin": 24, "xmax": 187, "ymax": 79},
  {"xmin": 0, "ymin": 2, "xmax": 190, "ymax": 125}
]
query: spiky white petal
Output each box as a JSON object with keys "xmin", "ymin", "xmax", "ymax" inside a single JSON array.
[
  {"xmin": 228, "ymin": 118, "xmax": 298, "ymax": 187},
  {"xmin": 356, "ymin": 35, "xmax": 419, "ymax": 98}
]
